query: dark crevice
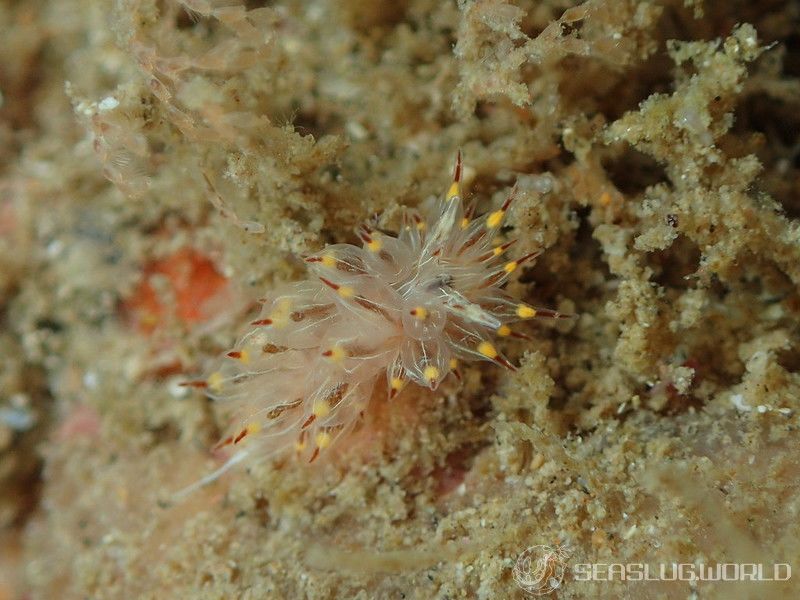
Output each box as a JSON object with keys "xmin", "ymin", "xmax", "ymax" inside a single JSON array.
[
  {"xmin": 650, "ymin": 234, "xmax": 702, "ymax": 290},
  {"xmin": 603, "ymin": 147, "xmax": 668, "ymax": 196}
]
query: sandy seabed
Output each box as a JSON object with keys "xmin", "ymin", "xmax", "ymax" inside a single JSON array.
[{"xmin": 1, "ymin": 1, "xmax": 799, "ymax": 598}]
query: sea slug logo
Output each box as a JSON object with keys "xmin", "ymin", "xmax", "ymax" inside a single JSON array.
[
  {"xmin": 512, "ymin": 543, "xmax": 792, "ymax": 594},
  {"xmin": 512, "ymin": 544, "xmax": 570, "ymax": 596}
]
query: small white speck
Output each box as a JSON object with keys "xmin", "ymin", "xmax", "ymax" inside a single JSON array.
[
  {"xmin": 730, "ymin": 394, "xmax": 750, "ymax": 411},
  {"xmin": 169, "ymin": 378, "xmax": 190, "ymax": 399},
  {"xmin": 0, "ymin": 407, "xmax": 35, "ymax": 431},
  {"xmin": 83, "ymin": 371, "xmax": 99, "ymax": 389},
  {"xmin": 345, "ymin": 121, "xmax": 368, "ymax": 141},
  {"xmin": 242, "ymin": 220, "xmax": 265, "ymax": 234},
  {"xmin": 757, "ymin": 404, "xmax": 768, "ymax": 414},
  {"xmin": 98, "ymin": 96, "xmax": 119, "ymax": 112},
  {"xmin": 9, "ymin": 394, "xmax": 28, "ymax": 408},
  {"xmin": 46, "ymin": 239, "xmax": 64, "ymax": 257}
]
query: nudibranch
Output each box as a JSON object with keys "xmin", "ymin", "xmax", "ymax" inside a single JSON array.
[{"xmin": 179, "ymin": 154, "xmax": 569, "ymax": 495}]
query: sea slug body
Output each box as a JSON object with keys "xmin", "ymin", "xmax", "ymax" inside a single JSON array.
[{"xmin": 181, "ymin": 154, "xmax": 568, "ymax": 493}]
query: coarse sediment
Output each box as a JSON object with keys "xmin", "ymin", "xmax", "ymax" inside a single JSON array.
[{"xmin": 1, "ymin": 1, "xmax": 798, "ymax": 598}]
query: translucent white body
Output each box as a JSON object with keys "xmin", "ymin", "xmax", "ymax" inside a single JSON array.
[{"xmin": 178, "ymin": 158, "xmax": 567, "ymax": 495}]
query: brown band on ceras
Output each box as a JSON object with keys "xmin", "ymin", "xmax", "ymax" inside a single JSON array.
[
  {"xmin": 337, "ymin": 257, "xmax": 366, "ymax": 274},
  {"xmin": 263, "ymin": 343, "xmax": 288, "ymax": 354},
  {"xmin": 493, "ymin": 355, "xmax": 518, "ymax": 371},
  {"xmin": 266, "ymin": 398, "xmax": 302, "ymax": 420},
  {"xmin": 464, "ymin": 202, "xmax": 476, "ymax": 221},
  {"xmin": 458, "ymin": 229, "xmax": 486, "ymax": 255},
  {"xmin": 479, "ymin": 271, "xmax": 505, "ymax": 289},
  {"xmin": 213, "ymin": 435, "xmax": 235, "ymax": 450},
  {"xmin": 378, "ymin": 249, "xmax": 395, "ymax": 265},
  {"xmin": 291, "ymin": 303, "xmax": 335, "ymax": 322},
  {"xmin": 179, "ymin": 380, "xmax": 208, "ymax": 388},
  {"xmin": 326, "ymin": 382, "xmax": 350, "ymax": 410},
  {"xmin": 231, "ymin": 373, "xmax": 256, "ymax": 385},
  {"xmin": 354, "ymin": 296, "xmax": 393, "ymax": 321},
  {"xmin": 533, "ymin": 307, "xmax": 574, "ymax": 319},
  {"xmin": 453, "ymin": 149, "xmax": 463, "ymax": 183}
]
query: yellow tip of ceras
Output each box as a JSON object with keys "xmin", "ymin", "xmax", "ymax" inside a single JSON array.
[
  {"xmin": 411, "ymin": 306, "xmax": 428, "ymax": 320},
  {"xmin": 447, "ymin": 181, "xmax": 460, "ymax": 201},
  {"xmin": 516, "ymin": 304, "xmax": 537, "ymax": 319},
  {"xmin": 497, "ymin": 325, "xmax": 511, "ymax": 337},
  {"xmin": 315, "ymin": 431, "xmax": 332, "ymax": 449},
  {"xmin": 207, "ymin": 371, "xmax": 224, "ymax": 392},
  {"xmin": 337, "ymin": 286, "xmax": 355, "ymax": 299},
  {"xmin": 477, "ymin": 341, "xmax": 498, "ymax": 359},
  {"xmin": 312, "ymin": 400, "xmax": 330, "ymax": 418},
  {"xmin": 270, "ymin": 298, "xmax": 293, "ymax": 329},
  {"xmin": 323, "ymin": 345, "xmax": 347, "ymax": 362},
  {"xmin": 367, "ymin": 235, "xmax": 383, "ymax": 252},
  {"xmin": 321, "ymin": 254, "xmax": 336, "ymax": 267},
  {"xmin": 423, "ymin": 365, "xmax": 440, "ymax": 385},
  {"xmin": 486, "ymin": 209, "xmax": 505, "ymax": 229}
]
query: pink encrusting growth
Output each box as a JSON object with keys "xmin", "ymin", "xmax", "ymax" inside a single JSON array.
[{"xmin": 178, "ymin": 154, "xmax": 570, "ymax": 496}]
